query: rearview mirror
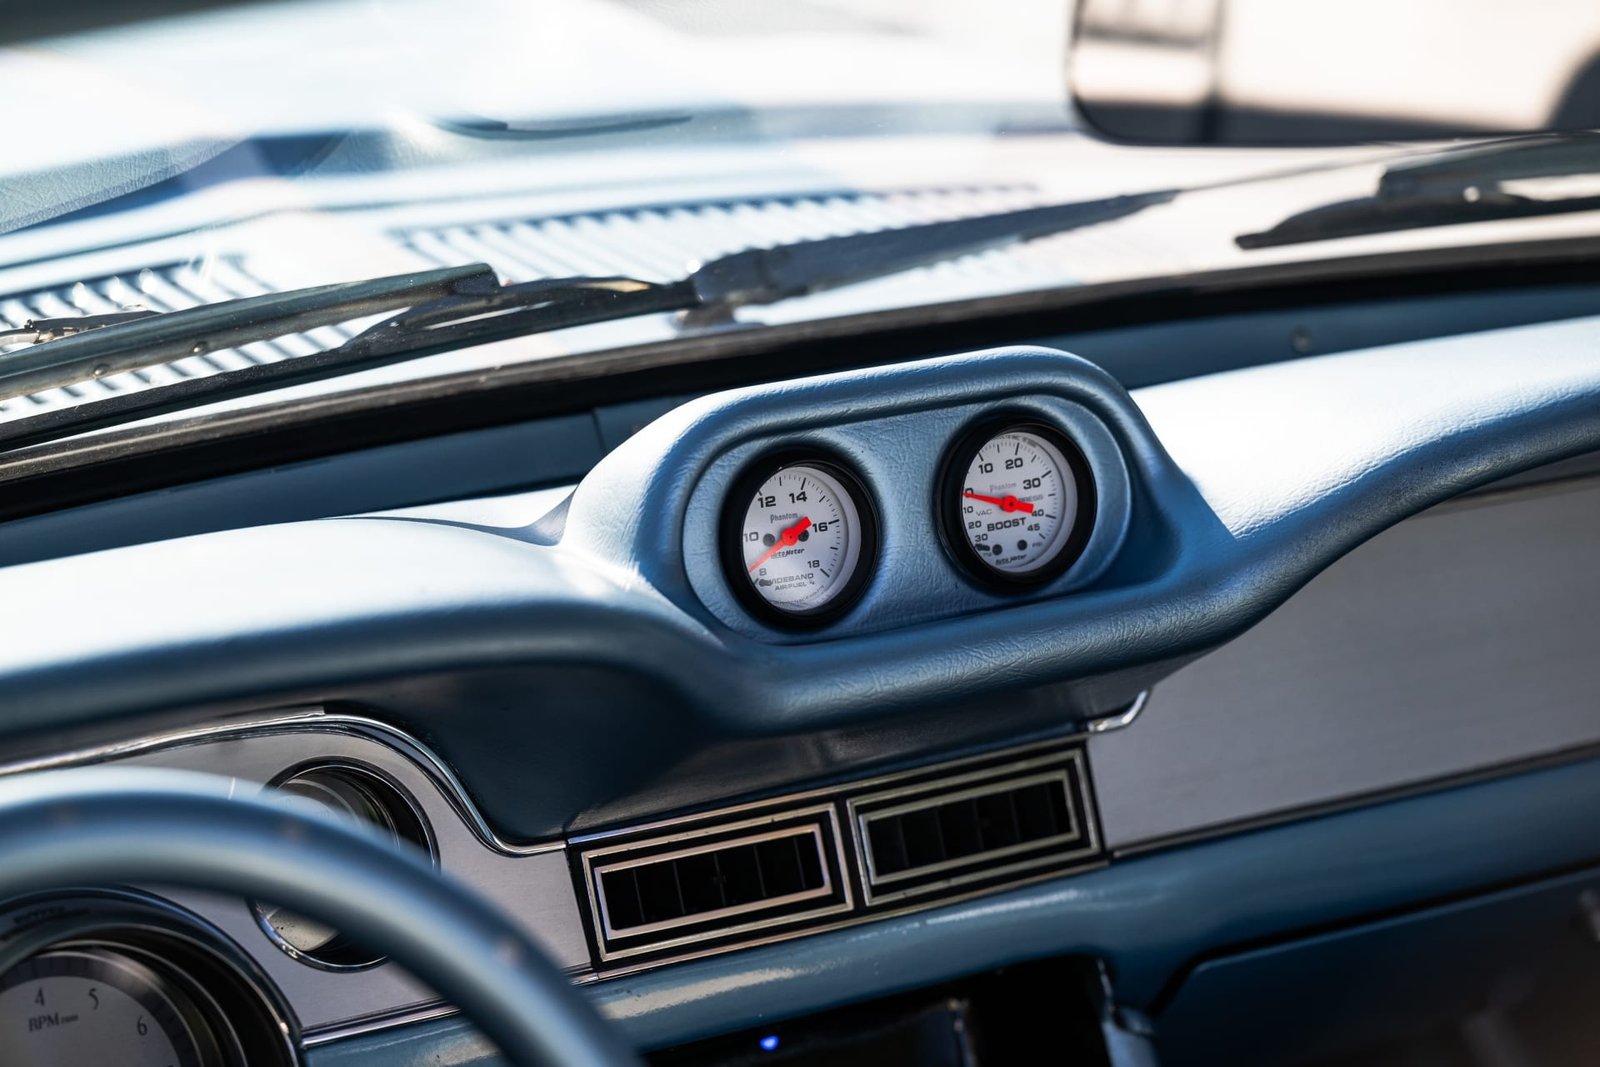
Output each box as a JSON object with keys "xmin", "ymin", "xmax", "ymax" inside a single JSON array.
[{"xmin": 1069, "ymin": 0, "xmax": 1600, "ymax": 144}]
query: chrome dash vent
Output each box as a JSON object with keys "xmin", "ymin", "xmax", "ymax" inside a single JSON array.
[
  {"xmin": 848, "ymin": 750, "xmax": 1098, "ymax": 907},
  {"xmin": 571, "ymin": 738, "xmax": 1101, "ymax": 975},
  {"xmin": 578, "ymin": 805, "xmax": 851, "ymax": 963}
]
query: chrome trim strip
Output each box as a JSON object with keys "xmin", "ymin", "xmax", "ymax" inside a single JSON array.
[
  {"xmin": 581, "ymin": 805, "xmax": 854, "ymax": 963},
  {"xmin": 593, "ymin": 825, "xmax": 835, "ymax": 942},
  {"xmin": 0, "ymin": 706, "xmax": 562, "ymax": 857},
  {"xmin": 864, "ymin": 839, "xmax": 1103, "ymax": 907},
  {"xmin": 0, "ymin": 707, "xmax": 325, "ymax": 777},
  {"xmin": 301, "ymin": 1000, "xmax": 458, "ymax": 1047},
  {"xmin": 1085, "ymin": 689, "xmax": 1149, "ymax": 734}
]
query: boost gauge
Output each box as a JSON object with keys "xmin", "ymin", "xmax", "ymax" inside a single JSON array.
[
  {"xmin": 940, "ymin": 419, "xmax": 1096, "ymax": 587},
  {"xmin": 723, "ymin": 455, "xmax": 877, "ymax": 626}
]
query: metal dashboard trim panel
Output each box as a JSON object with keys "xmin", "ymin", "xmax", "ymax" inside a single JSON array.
[
  {"xmin": 1088, "ymin": 473, "xmax": 1600, "ymax": 851},
  {"xmin": 0, "ymin": 707, "xmax": 560, "ymax": 858},
  {"xmin": 0, "ymin": 708, "xmax": 587, "ymax": 1039}
]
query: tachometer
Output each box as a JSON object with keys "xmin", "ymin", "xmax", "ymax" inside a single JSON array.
[
  {"xmin": 940, "ymin": 419, "xmax": 1095, "ymax": 586},
  {"xmin": 724, "ymin": 455, "xmax": 877, "ymax": 626},
  {"xmin": 0, "ymin": 948, "xmax": 217, "ymax": 1067}
]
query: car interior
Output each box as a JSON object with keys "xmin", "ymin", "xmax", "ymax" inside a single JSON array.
[{"xmin": 4, "ymin": 2, "xmax": 1600, "ymax": 1065}]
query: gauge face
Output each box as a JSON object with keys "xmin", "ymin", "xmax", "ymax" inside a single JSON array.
[
  {"xmin": 726, "ymin": 458, "xmax": 876, "ymax": 624},
  {"xmin": 942, "ymin": 422, "xmax": 1095, "ymax": 585},
  {"xmin": 0, "ymin": 949, "xmax": 209, "ymax": 1067}
]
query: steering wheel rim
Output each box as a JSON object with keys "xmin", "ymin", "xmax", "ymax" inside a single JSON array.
[{"xmin": 0, "ymin": 766, "xmax": 639, "ymax": 1067}]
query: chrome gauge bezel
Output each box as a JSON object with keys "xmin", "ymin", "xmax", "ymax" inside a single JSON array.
[
  {"xmin": 937, "ymin": 416, "xmax": 1098, "ymax": 589},
  {"xmin": 720, "ymin": 451, "xmax": 880, "ymax": 629},
  {"xmin": 253, "ymin": 760, "xmax": 437, "ymax": 972}
]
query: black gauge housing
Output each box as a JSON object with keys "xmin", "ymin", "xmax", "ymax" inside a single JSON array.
[
  {"xmin": 937, "ymin": 416, "xmax": 1097, "ymax": 590},
  {"xmin": 719, "ymin": 451, "xmax": 880, "ymax": 630}
]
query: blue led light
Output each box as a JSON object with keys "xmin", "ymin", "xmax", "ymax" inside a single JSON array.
[{"xmin": 758, "ymin": 1034, "xmax": 780, "ymax": 1052}]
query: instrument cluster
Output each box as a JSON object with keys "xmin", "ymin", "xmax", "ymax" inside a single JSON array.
[{"xmin": 718, "ymin": 410, "xmax": 1107, "ymax": 631}]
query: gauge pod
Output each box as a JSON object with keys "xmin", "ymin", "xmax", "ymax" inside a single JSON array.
[
  {"xmin": 720, "ymin": 452, "xmax": 879, "ymax": 628},
  {"xmin": 938, "ymin": 417, "xmax": 1097, "ymax": 588}
]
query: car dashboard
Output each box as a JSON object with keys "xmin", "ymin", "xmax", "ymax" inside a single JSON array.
[{"xmin": 3, "ymin": 303, "xmax": 1600, "ymax": 1066}]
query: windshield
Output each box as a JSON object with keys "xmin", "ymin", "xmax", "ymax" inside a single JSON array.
[
  {"xmin": 5, "ymin": 0, "xmax": 1093, "ymax": 231},
  {"xmin": 4, "ymin": 0, "xmax": 1600, "ymax": 428}
]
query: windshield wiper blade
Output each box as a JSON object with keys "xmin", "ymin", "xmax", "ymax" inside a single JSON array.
[
  {"xmin": 1375, "ymin": 131, "xmax": 1600, "ymax": 199},
  {"xmin": 1238, "ymin": 131, "xmax": 1600, "ymax": 249},
  {"xmin": 332, "ymin": 275, "xmax": 698, "ymax": 360},
  {"xmin": 0, "ymin": 272, "xmax": 696, "ymax": 453},
  {"xmin": 0, "ymin": 309, "xmax": 159, "ymax": 346},
  {"xmin": 0, "ymin": 263, "xmax": 499, "ymax": 402},
  {"xmin": 329, "ymin": 188, "xmax": 1178, "ymax": 361},
  {"xmin": 0, "ymin": 188, "xmax": 1174, "ymax": 452},
  {"xmin": 685, "ymin": 188, "xmax": 1177, "ymax": 310}
]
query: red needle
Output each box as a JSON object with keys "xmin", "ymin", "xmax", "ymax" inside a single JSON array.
[
  {"xmin": 747, "ymin": 516, "xmax": 812, "ymax": 572},
  {"xmin": 963, "ymin": 491, "xmax": 1035, "ymax": 515}
]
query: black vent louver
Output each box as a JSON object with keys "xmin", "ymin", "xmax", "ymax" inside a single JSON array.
[
  {"xmin": 579, "ymin": 806, "xmax": 851, "ymax": 963},
  {"xmin": 863, "ymin": 778, "xmax": 1072, "ymax": 877},
  {"xmin": 599, "ymin": 830, "xmax": 827, "ymax": 931},
  {"xmin": 849, "ymin": 751, "xmax": 1098, "ymax": 906}
]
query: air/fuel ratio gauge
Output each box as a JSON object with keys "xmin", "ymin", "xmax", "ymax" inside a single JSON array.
[
  {"xmin": 723, "ymin": 454, "xmax": 878, "ymax": 626},
  {"xmin": 940, "ymin": 419, "xmax": 1096, "ymax": 587}
]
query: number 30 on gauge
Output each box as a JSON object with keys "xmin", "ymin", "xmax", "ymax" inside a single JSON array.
[{"xmin": 939, "ymin": 419, "xmax": 1096, "ymax": 587}]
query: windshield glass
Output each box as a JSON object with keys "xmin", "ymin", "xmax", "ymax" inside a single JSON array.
[
  {"xmin": 3, "ymin": 0, "xmax": 1599, "ymax": 428},
  {"xmin": 5, "ymin": 0, "xmax": 1091, "ymax": 232}
]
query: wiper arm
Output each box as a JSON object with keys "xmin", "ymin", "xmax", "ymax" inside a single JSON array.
[
  {"xmin": 0, "ymin": 272, "xmax": 697, "ymax": 452},
  {"xmin": 331, "ymin": 188, "xmax": 1176, "ymax": 360},
  {"xmin": 685, "ymin": 188, "xmax": 1176, "ymax": 309},
  {"xmin": 1238, "ymin": 131, "xmax": 1600, "ymax": 249},
  {"xmin": 1374, "ymin": 131, "xmax": 1600, "ymax": 199},
  {"xmin": 0, "ymin": 188, "xmax": 1174, "ymax": 452},
  {"xmin": 0, "ymin": 310, "xmax": 158, "ymax": 346},
  {"xmin": 0, "ymin": 264, "xmax": 500, "ymax": 401}
]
